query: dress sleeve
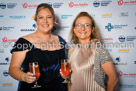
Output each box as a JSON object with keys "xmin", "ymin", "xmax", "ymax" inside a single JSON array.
[
  {"xmin": 96, "ymin": 42, "xmax": 112, "ymax": 64},
  {"xmin": 58, "ymin": 35, "xmax": 67, "ymax": 48},
  {"xmin": 11, "ymin": 38, "xmax": 34, "ymax": 53},
  {"xmin": 58, "ymin": 36, "xmax": 68, "ymax": 59}
]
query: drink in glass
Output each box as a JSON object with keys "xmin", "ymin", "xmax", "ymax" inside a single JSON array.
[
  {"xmin": 61, "ymin": 59, "xmax": 70, "ymax": 83},
  {"xmin": 29, "ymin": 62, "xmax": 41, "ymax": 88}
]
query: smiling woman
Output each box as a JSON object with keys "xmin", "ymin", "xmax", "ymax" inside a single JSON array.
[
  {"xmin": 9, "ymin": 3, "xmax": 68, "ymax": 91},
  {"xmin": 60, "ymin": 12, "xmax": 118, "ymax": 91}
]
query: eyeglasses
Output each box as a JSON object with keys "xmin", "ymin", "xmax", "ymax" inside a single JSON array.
[{"xmin": 75, "ymin": 24, "xmax": 92, "ymax": 29}]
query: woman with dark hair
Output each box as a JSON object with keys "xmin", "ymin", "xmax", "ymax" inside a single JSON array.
[
  {"xmin": 60, "ymin": 12, "xmax": 118, "ymax": 91},
  {"xmin": 9, "ymin": 3, "xmax": 68, "ymax": 91}
]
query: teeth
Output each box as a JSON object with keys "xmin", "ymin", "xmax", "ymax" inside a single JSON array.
[
  {"xmin": 42, "ymin": 24, "xmax": 48, "ymax": 28},
  {"xmin": 80, "ymin": 32, "xmax": 86, "ymax": 34}
]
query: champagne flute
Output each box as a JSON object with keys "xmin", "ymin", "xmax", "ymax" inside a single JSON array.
[
  {"xmin": 29, "ymin": 62, "xmax": 41, "ymax": 88},
  {"xmin": 61, "ymin": 59, "xmax": 71, "ymax": 83}
]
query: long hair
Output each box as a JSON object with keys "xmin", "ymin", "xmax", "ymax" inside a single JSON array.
[{"xmin": 70, "ymin": 12, "xmax": 101, "ymax": 44}]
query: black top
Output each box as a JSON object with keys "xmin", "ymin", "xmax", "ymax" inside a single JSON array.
[{"xmin": 11, "ymin": 36, "xmax": 68, "ymax": 91}]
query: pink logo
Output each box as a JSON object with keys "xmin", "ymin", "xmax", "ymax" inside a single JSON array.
[
  {"xmin": 118, "ymin": 71, "xmax": 123, "ymax": 77},
  {"xmin": 23, "ymin": 3, "xmax": 28, "ymax": 8},
  {"xmin": 2, "ymin": 37, "xmax": 8, "ymax": 42},
  {"xmin": 118, "ymin": 0, "xmax": 123, "ymax": 5},
  {"xmin": 69, "ymin": 2, "xmax": 74, "ymax": 8}
]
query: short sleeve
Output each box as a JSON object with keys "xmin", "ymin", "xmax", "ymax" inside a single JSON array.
[
  {"xmin": 11, "ymin": 38, "xmax": 34, "ymax": 53},
  {"xmin": 96, "ymin": 42, "xmax": 112, "ymax": 64}
]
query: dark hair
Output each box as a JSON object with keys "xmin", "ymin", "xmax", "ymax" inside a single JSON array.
[
  {"xmin": 34, "ymin": 3, "xmax": 55, "ymax": 22},
  {"xmin": 70, "ymin": 11, "xmax": 101, "ymax": 44}
]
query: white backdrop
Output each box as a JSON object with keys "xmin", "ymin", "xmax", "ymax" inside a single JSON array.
[{"xmin": 0, "ymin": 0, "xmax": 136, "ymax": 91}]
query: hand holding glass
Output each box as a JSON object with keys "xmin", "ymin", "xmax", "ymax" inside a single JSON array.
[
  {"xmin": 29, "ymin": 62, "xmax": 41, "ymax": 88},
  {"xmin": 61, "ymin": 59, "xmax": 71, "ymax": 83}
]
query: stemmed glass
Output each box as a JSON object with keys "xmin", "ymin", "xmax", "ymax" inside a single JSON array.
[
  {"xmin": 61, "ymin": 59, "xmax": 71, "ymax": 83},
  {"xmin": 29, "ymin": 62, "xmax": 41, "ymax": 88}
]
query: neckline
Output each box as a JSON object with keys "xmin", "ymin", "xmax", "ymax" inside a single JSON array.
[{"xmin": 19, "ymin": 37, "xmax": 63, "ymax": 51}]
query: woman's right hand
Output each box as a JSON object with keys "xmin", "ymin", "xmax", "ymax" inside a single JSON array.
[{"xmin": 24, "ymin": 72, "xmax": 35, "ymax": 83}]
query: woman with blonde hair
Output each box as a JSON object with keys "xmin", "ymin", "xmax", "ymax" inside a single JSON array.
[{"xmin": 61, "ymin": 12, "xmax": 118, "ymax": 91}]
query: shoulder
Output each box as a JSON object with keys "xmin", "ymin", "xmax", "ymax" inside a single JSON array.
[
  {"xmin": 69, "ymin": 47, "xmax": 73, "ymax": 55},
  {"xmin": 57, "ymin": 35, "xmax": 66, "ymax": 44},
  {"xmin": 21, "ymin": 33, "xmax": 35, "ymax": 43}
]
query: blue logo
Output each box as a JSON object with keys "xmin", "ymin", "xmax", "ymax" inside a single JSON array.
[
  {"xmin": 61, "ymin": 15, "xmax": 73, "ymax": 19},
  {"xmin": 116, "ymin": 57, "xmax": 121, "ymax": 62},
  {"xmin": 56, "ymin": 26, "xmax": 69, "ymax": 30},
  {"xmin": 3, "ymin": 70, "xmax": 9, "ymax": 77},
  {"xmin": 0, "ymin": 2, "xmax": 6, "ymax": 9},
  {"xmin": 105, "ymin": 23, "xmax": 113, "ymax": 31},
  {"xmin": 0, "ymin": 15, "xmax": 4, "ymax": 17},
  {"xmin": 5, "ymin": 57, "xmax": 9, "ymax": 62},
  {"xmin": 93, "ymin": 0, "xmax": 100, "ymax": 7},
  {"xmin": 32, "ymin": 24, "xmax": 37, "ymax": 29},
  {"xmin": 21, "ymin": 24, "xmax": 36, "ymax": 31},
  {"xmin": 119, "ymin": 35, "xmax": 125, "ymax": 42},
  {"xmin": 10, "ymin": 16, "xmax": 26, "ymax": 19}
]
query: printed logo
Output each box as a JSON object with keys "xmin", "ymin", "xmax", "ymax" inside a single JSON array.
[
  {"xmin": 105, "ymin": 23, "xmax": 114, "ymax": 31},
  {"xmin": 101, "ymin": 14, "xmax": 112, "ymax": 18},
  {"xmin": 114, "ymin": 57, "xmax": 127, "ymax": 65},
  {"xmin": 120, "ymin": 12, "xmax": 128, "ymax": 17},
  {"xmin": 118, "ymin": 71, "xmax": 136, "ymax": 77},
  {"xmin": 68, "ymin": 2, "xmax": 88, "ymax": 8},
  {"xmin": 93, "ymin": 0, "xmax": 100, "ymax": 7},
  {"xmin": 20, "ymin": 24, "xmax": 36, "ymax": 31},
  {"xmin": 118, "ymin": 0, "xmax": 136, "ymax": 6},
  {"xmin": 10, "ymin": 16, "xmax": 26, "ymax": 19},
  {"xmin": 22, "ymin": 3, "xmax": 38, "ymax": 9},
  {"xmin": 47, "ymin": 2, "xmax": 63, "ymax": 8},
  {"xmin": 0, "ymin": 2, "xmax": 17, "ymax": 9},
  {"xmin": 93, "ymin": 0, "xmax": 112, "ymax": 7},
  {"xmin": 0, "ymin": 57, "xmax": 10, "ymax": 65},
  {"xmin": 0, "ymin": 2, "xmax": 6, "ymax": 9},
  {"xmin": 56, "ymin": 26, "xmax": 69, "ymax": 30},
  {"xmin": 61, "ymin": 15, "xmax": 73, "ymax": 19},
  {"xmin": 3, "ymin": 70, "xmax": 9, "ymax": 77},
  {"xmin": 119, "ymin": 35, "xmax": 136, "ymax": 42},
  {"xmin": 119, "ymin": 35, "xmax": 125, "ymax": 42},
  {"xmin": 7, "ymin": 3, "xmax": 17, "ymax": 9},
  {"xmin": 120, "ymin": 84, "xmax": 136, "ymax": 88},
  {"xmin": 2, "ymin": 83, "xmax": 12, "ymax": 87},
  {"xmin": 118, "ymin": 0, "xmax": 123, "ymax": 5},
  {"xmin": 105, "ymin": 23, "xmax": 128, "ymax": 32},
  {"xmin": 118, "ymin": 49, "xmax": 129, "ymax": 52},
  {"xmin": 0, "ymin": 26, "xmax": 15, "ymax": 31}
]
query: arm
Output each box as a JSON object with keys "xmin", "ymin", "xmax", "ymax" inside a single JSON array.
[
  {"xmin": 9, "ymin": 50, "xmax": 35, "ymax": 83},
  {"xmin": 101, "ymin": 61, "xmax": 118, "ymax": 91}
]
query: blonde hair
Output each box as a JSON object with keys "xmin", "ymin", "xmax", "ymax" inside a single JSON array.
[
  {"xmin": 70, "ymin": 12, "xmax": 101, "ymax": 44},
  {"xmin": 34, "ymin": 3, "xmax": 55, "ymax": 22}
]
